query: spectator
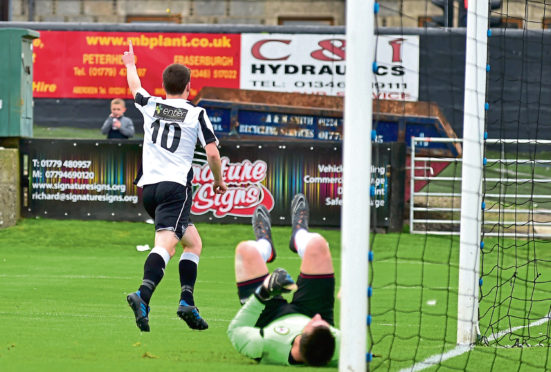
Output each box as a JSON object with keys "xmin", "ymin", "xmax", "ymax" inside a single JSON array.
[{"xmin": 101, "ymin": 98, "xmax": 135, "ymax": 139}]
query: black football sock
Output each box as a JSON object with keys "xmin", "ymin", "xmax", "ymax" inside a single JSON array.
[
  {"xmin": 179, "ymin": 258, "xmax": 198, "ymax": 306},
  {"xmin": 138, "ymin": 251, "xmax": 166, "ymax": 304},
  {"xmin": 237, "ymin": 275, "xmax": 268, "ymax": 305}
]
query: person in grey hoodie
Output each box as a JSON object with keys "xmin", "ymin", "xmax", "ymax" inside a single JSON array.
[{"xmin": 101, "ymin": 98, "xmax": 135, "ymax": 139}]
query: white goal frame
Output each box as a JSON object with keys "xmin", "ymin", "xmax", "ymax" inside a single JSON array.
[
  {"xmin": 340, "ymin": 0, "xmax": 493, "ymax": 366},
  {"xmin": 457, "ymin": 0, "xmax": 490, "ymax": 345},
  {"xmin": 339, "ymin": 0, "xmax": 374, "ymax": 370}
]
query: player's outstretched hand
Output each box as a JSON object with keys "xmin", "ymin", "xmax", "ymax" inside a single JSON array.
[
  {"xmin": 213, "ymin": 180, "xmax": 227, "ymax": 195},
  {"xmin": 122, "ymin": 39, "xmax": 135, "ymax": 66},
  {"xmin": 255, "ymin": 268, "xmax": 297, "ymax": 302}
]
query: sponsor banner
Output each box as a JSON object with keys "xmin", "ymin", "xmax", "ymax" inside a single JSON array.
[
  {"xmin": 197, "ymin": 99, "xmax": 343, "ymax": 141},
  {"xmin": 203, "ymin": 107, "xmax": 342, "ymax": 141},
  {"xmin": 235, "ymin": 110, "xmax": 342, "ymax": 141},
  {"xmin": 187, "ymin": 143, "xmax": 394, "ymax": 226},
  {"xmin": 191, "ymin": 156, "xmax": 276, "ymax": 218},
  {"xmin": 191, "ymin": 144, "xmax": 344, "ymax": 225},
  {"xmin": 372, "ymin": 36, "xmax": 419, "ymax": 101},
  {"xmin": 20, "ymin": 140, "xmax": 402, "ymax": 229},
  {"xmin": 20, "ymin": 139, "xmax": 145, "ymax": 220},
  {"xmin": 32, "ymin": 31, "xmax": 240, "ymax": 99},
  {"xmin": 240, "ymin": 33, "xmax": 419, "ymax": 101},
  {"xmin": 240, "ymin": 33, "xmax": 345, "ymax": 96}
]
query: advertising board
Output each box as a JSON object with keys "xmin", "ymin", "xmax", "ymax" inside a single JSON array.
[
  {"xmin": 31, "ymin": 31, "xmax": 418, "ymax": 101},
  {"xmin": 32, "ymin": 31, "xmax": 241, "ymax": 99},
  {"xmin": 20, "ymin": 139, "xmax": 404, "ymax": 230}
]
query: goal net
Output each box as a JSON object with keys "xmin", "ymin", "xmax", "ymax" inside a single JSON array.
[{"xmin": 352, "ymin": 0, "xmax": 551, "ymax": 370}]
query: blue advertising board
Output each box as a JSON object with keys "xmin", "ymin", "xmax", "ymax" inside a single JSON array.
[
  {"xmin": 205, "ymin": 107, "xmax": 232, "ymax": 134},
  {"xmin": 374, "ymin": 117, "xmax": 460, "ymax": 156},
  {"xmin": 199, "ymin": 96, "xmax": 460, "ymax": 157},
  {"xmin": 235, "ymin": 110, "xmax": 342, "ymax": 141}
]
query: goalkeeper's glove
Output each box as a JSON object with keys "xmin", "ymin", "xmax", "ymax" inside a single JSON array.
[{"xmin": 255, "ymin": 268, "xmax": 297, "ymax": 302}]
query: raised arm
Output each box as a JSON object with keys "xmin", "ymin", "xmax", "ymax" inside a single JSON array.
[{"xmin": 122, "ymin": 40, "xmax": 141, "ymax": 98}]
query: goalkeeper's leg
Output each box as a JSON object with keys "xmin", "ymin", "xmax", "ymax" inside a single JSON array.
[
  {"xmin": 288, "ymin": 194, "xmax": 334, "ymax": 275},
  {"xmin": 234, "ymin": 205, "xmax": 278, "ymax": 304},
  {"xmin": 234, "ymin": 240, "xmax": 270, "ymax": 304},
  {"xmin": 285, "ymin": 194, "xmax": 336, "ymax": 324},
  {"xmin": 298, "ymin": 233, "xmax": 333, "ymax": 275}
]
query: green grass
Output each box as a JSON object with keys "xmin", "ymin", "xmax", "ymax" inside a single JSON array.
[
  {"xmin": 0, "ymin": 219, "xmax": 338, "ymax": 372},
  {"xmin": 32, "ymin": 126, "xmax": 143, "ymax": 139},
  {"xmin": 1, "ymin": 219, "xmax": 550, "ymax": 371},
  {"xmin": 367, "ymin": 233, "xmax": 551, "ymax": 371}
]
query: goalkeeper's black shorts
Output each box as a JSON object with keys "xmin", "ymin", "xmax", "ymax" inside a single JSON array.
[{"xmin": 255, "ymin": 273, "xmax": 335, "ymax": 328}]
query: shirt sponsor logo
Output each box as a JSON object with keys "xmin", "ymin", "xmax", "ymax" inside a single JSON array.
[{"xmin": 154, "ymin": 103, "xmax": 188, "ymax": 122}]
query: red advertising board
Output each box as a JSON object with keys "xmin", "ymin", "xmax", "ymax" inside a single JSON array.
[{"xmin": 32, "ymin": 31, "xmax": 241, "ymax": 99}]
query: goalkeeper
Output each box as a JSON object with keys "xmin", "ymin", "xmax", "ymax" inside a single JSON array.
[{"xmin": 227, "ymin": 194, "xmax": 340, "ymax": 367}]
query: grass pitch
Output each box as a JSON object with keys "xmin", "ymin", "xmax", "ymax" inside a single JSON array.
[
  {"xmin": 0, "ymin": 219, "xmax": 339, "ymax": 372},
  {"xmin": 33, "ymin": 126, "xmax": 144, "ymax": 140},
  {"xmin": 1, "ymin": 219, "xmax": 550, "ymax": 371}
]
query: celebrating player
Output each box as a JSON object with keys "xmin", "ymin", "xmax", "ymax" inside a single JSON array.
[
  {"xmin": 227, "ymin": 194, "xmax": 340, "ymax": 366},
  {"xmin": 122, "ymin": 40, "xmax": 227, "ymax": 332}
]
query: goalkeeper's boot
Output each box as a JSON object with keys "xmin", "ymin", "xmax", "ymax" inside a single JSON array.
[
  {"xmin": 289, "ymin": 193, "xmax": 309, "ymax": 253},
  {"xmin": 177, "ymin": 300, "xmax": 208, "ymax": 330},
  {"xmin": 127, "ymin": 291, "xmax": 150, "ymax": 332},
  {"xmin": 252, "ymin": 205, "xmax": 276, "ymax": 263}
]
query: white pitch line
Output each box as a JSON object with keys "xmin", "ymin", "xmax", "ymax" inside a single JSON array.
[
  {"xmin": 377, "ymin": 259, "xmax": 455, "ymax": 266},
  {"xmin": 377, "ymin": 285, "xmax": 452, "ymax": 290},
  {"xmin": 0, "ymin": 274, "xmax": 133, "ymax": 279},
  {"xmin": 0, "ymin": 311, "xmax": 233, "ymax": 323},
  {"xmin": 398, "ymin": 312, "xmax": 551, "ymax": 372},
  {"xmin": 0, "ymin": 274, "xmax": 230, "ymax": 284},
  {"xmin": 486, "ymin": 311, "xmax": 551, "ymax": 343},
  {"xmin": 398, "ymin": 345, "xmax": 473, "ymax": 372}
]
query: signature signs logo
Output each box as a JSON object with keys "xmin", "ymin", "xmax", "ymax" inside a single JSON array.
[{"xmin": 191, "ymin": 157, "xmax": 275, "ymax": 217}]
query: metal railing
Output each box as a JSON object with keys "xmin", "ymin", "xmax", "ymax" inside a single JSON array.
[{"xmin": 409, "ymin": 137, "xmax": 551, "ymax": 237}]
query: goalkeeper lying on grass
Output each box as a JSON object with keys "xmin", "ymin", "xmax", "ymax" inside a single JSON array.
[{"xmin": 227, "ymin": 194, "xmax": 340, "ymax": 367}]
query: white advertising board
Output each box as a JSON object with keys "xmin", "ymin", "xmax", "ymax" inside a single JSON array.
[{"xmin": 240, "ymin": 33, "xmax": 419, "ymax": 101}]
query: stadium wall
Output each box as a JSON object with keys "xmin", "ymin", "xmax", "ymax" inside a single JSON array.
[
  {"xmin": 9, "ymin": 0, "xmax": 347, "ymax": 26},
  {"xmin": 8, "ymin": 0, "xmax": 547, "ymax": 29},
  {"xmin": 0, "ymin": 148, "xmax": 20, "ymax": 228}
]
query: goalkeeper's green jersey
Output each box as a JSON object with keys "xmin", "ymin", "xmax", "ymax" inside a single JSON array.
[{"xmin": 227, "ymin": 295, "xmax": 340, "ymax": 366}]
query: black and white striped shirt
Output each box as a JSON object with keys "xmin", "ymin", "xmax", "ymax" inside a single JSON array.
[{"xmin": 134, "ymin": 87, "xmax": 218, "ymax": 187}]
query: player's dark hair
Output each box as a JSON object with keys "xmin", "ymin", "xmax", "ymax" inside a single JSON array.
[
  {"xmin": 162, "ymin": 64, "xmax": 191, "ymax": 95},
  {"xmin": 299, "ymin": 325, "xmax": 336, "ymax": 366}
]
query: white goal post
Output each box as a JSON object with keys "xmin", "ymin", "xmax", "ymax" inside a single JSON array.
[
  {"xmin": 339, "ymin": 0, "xmax": 374, "ymax": 370},
  {"xmin": 457, "ymin": 0, "xmax": 490, "ymax": 345}
]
